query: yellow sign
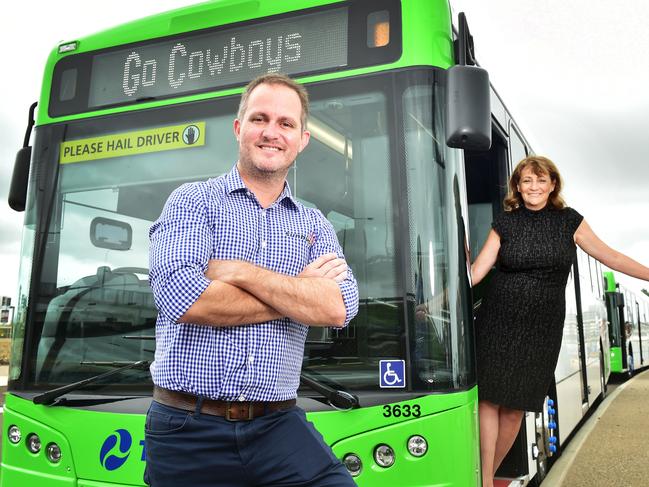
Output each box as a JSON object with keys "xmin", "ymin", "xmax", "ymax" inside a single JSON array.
[{"xmin": 59, "ymin": 122, "xmax": 206, "ymax": 164}]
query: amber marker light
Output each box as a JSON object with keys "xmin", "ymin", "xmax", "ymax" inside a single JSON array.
[
  {"xmin": 373, "ymin": 22, "xmax": 390, "ymax": 47},
  {"xmin": 368, "ymin": 11, "xmax": 390, "ymax": 48}
]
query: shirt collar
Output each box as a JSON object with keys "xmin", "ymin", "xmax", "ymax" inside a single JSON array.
[{"xmin": 224, "ymin": 164, "xmax": 299, "ymax": 209}]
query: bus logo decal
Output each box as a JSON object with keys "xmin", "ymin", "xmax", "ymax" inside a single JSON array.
[
  {"xmin": 100, "ymin": 429, "xmax": 132, "ymax": 471},
  {"xmin": 379, "ymin": 360, "xmax": 406, "ymax": 388}
]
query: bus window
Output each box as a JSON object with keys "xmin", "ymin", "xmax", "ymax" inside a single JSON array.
[
  {"xmin": 509, "ymin": 124, "xmax": 527, "ymax": 166},
  {"xmin": 578, "ymin": 251, "xmax": 591, "ymax": 292},
  {"xmin": 586, "ymin": 254, "xmax": 595, "ymax": 294},
  {"xmin": 464, "ymin": 128, "xmax": 509, "ymax": 263},
  {"xmin": 595, "ymin": 261, "xmax": 604, "ymax": 297}
]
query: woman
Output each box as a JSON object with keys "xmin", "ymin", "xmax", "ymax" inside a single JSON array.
[{"xmin": 471, "ymin": 155, "xmax": 649, "ymax": 487}]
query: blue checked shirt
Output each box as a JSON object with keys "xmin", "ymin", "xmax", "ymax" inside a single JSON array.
[{"xmin": 149, "ymin": 165, "xmax": 359, "ymax": 401}]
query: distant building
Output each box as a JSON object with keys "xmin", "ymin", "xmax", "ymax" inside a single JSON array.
[{"xmin": 1, "ymin": 296, "xmax": 12, "ymax": 325}]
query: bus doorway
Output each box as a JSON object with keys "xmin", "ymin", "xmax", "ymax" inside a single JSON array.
[
  {"xmin": 464, "ymin": 124, "xmax": 536, "ymax": 481},
  {"xmin": 464, "ymin": 124, "xmax": 510, "ymax": 303}
]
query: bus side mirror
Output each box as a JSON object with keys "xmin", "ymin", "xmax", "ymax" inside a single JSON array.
[
  {"xmin": 8, "ymin": 146, "xmax": 32, "ymax": 212},
  {"xmin": 9, "ymin": 101, "xmax": 37, "ymax": 212},
  {"xmin": 616, "ymin": 292, "xmax": 625, "ymax": 307},
  {"xmin": 445, "ymin": 65, "xmax": 492, "ymax": 151}
]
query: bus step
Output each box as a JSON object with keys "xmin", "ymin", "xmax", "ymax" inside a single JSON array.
[{"xmin": 494, "ymin": 477, "xmax": 527, "ymax": 487}]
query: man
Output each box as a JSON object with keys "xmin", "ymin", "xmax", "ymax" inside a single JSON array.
[{"xmin": 145, "ymin": 73, "xmax": 359, "ymax": 487}]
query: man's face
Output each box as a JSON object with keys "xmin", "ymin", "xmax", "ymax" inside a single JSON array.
[{"xmin": 234, "ymin": 83, "xmax": 310, "ymax": 179}]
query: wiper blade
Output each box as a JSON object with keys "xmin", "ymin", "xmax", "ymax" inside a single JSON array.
[
  {"xmin": 300, "ymin": 372, "xmax": 359, "ymax": 410},
  {"xmin": 79, "ymin": 361, "xmax": 150, "ymax": 366},
  {"xmin": 33, "ymin": 360, "xmax": 150, "ymax": 406}
]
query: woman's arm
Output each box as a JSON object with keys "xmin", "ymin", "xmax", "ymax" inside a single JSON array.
[
  {"xmin": 575, "ymin": 219, "xmax": 649, "ymax": 281},
  {"xmin": 471, "ymin": 229, "xmax": 501, "ymax": 286}
]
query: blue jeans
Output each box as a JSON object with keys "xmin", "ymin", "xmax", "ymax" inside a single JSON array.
[{"xmin": 144, "ymin": 400, "xmax": 356, "ymax": 487}]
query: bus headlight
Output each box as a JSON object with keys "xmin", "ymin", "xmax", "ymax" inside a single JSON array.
[
  {"xmin": 46, "ymin": 443, "xmax": 62, "ymax": 463},
  {"xmin": 407, "ymin": 435, "xmax": 428, "ymax": 457},
  {"xmin": 8, "ymin": 425, "xmax": 21, "ymax": 444},
  {"xmin": 27, "ymin": 433, "xmax": 42, "ymax": 453},
  {"xmin": 342, "ymin": 453, "xmax": 362, "ymax": 477},
  {"xmin": 374, "ymin": 444, "xmax": 395, "ymax": 467}
]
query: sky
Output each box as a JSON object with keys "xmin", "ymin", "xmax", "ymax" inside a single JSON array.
[
  {"xmin": 0, "ymin": 0, "xmax": 648, "ymax": 304},
  {"xmin": 450, "ymin": 0, "xmax": 649, "ymax": 298}
]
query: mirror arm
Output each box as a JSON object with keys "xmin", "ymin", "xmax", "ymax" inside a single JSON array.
[{"xmin": 23, "ymin": 102, "xmax": 38, "ymax": 148}]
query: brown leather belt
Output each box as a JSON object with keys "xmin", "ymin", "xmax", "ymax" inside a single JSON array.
[{"xmin": 153, "ymin": 386, "xmax": 296, "ymax": 421}]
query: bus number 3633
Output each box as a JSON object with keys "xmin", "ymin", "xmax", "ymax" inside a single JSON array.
[{"xmin": 382, "ymin": 404, "xmax": 421, "ymax": 418}]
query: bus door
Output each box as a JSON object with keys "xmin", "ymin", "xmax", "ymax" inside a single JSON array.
[
  {"xmin": 606, "ymin": 291, "xmax": 626, "ymax": 369},
  {"xmin": 636, "ymin": 301, "xmax": 644, "ymax": 366},
  {"xmin": 464, "ymin": 123, "xmax": 509, "ymax": 302},
  {"xmin": 464, "ymin": 123, "xmax": 533, "ymax": 478},
  {"xmin": 618, "ymin": 292, "xmax": 628, "ymax": 369},
  {"xmin": 572, "ymin": 256, "xmax": 589, "ymax": 408}
]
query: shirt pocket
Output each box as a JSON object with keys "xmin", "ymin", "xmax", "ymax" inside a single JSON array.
[{"xmin": 274, "ymin": 225, "xmax": 312, "ymax": 276}]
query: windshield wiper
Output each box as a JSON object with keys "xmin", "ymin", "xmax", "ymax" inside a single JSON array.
[
  {"xmin": 33, "ymin": 360, "xmax": 150, "ymax": 406},
  {"xmin": 300, "ymin": 372, "xmax": 359, "ymax": 410}
]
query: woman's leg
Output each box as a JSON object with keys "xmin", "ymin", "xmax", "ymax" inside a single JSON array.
[
  {"xmin": 493, "ymin": 406, "xmax": 524, "ymax": 473},
  {"xmin": 479, "ymin": 400, "xmax": 500, "ymax": 487}
]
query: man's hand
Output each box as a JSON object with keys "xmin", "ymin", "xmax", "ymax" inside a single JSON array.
[
  {"xmin": 202, "ymin": 254, "xmax": 348, "ymax": 326},
  {"xmin": 298, "ymin": 253, "xmax": 348, "ymax": 282}
]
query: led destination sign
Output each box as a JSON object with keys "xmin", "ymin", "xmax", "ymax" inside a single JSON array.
[{"xmin": 88, "ymin": 8, "xmax": 348, "ymax": 108}]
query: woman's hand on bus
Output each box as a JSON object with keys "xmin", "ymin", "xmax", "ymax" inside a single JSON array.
[{"xmin": 471, "ymin": 229, "xmax": 501, "ymax": 286}]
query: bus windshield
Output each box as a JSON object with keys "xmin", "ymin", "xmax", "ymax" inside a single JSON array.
[{"xmin": 13, "ymin": 69, "xmax": 474, "ymax": 396}]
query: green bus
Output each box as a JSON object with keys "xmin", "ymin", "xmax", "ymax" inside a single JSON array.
[
  {"xmin": 3, "ymin": 0, "xmax": 570, "ymax": 485},
  {"xmin": 604, "ymin": 271, "xmax": 649, "ymax": 376}
]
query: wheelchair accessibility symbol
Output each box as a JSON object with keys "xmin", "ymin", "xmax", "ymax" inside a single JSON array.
[{"xmin": 379, "ymin": 360, "xmax": 406, "ymax": 388}]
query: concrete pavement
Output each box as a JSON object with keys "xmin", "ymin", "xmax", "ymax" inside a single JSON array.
[{"xmin": 543, "ymin": 369, "xmax": 649, "ymax": 487}]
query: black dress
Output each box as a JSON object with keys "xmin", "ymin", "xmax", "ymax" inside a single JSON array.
[{"xmin": 475, "ymin": 205, "xmax": 583, "ymax": 412}]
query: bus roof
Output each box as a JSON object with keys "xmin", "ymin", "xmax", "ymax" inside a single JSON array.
[{"xmin": 38, "ymin": 0, "xmax": 454, "ymax": 125}]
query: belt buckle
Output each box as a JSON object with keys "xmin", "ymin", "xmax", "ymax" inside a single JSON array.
[{"xmin": 224, "ymin": 401, "xmax": 255, "ymax": 422}]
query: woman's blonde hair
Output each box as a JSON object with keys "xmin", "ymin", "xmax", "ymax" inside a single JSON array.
[{"xmin": 503, "ymin": 155, "xmax": 566, "ymax": 211}]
